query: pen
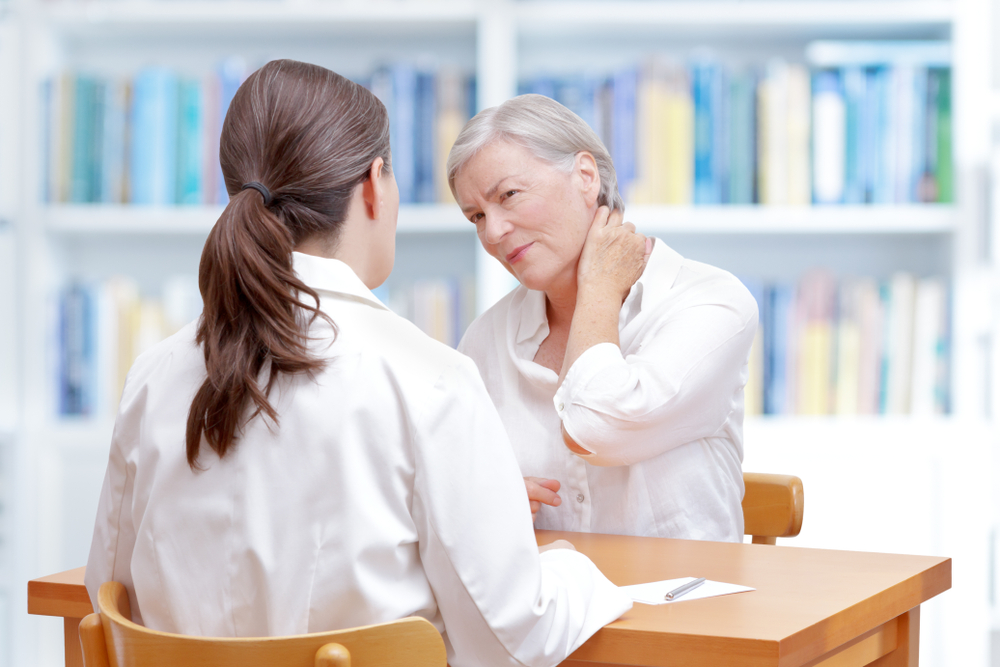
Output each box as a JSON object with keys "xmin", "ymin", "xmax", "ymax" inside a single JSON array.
[{"xmin": 664, "ymin": 577, "xmax": 706, "ymax": 601}]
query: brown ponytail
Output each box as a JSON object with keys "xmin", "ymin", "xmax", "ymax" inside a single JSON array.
[{"xmin": 186, "ymin": 59, "xmax": 391, "ymax": 468}]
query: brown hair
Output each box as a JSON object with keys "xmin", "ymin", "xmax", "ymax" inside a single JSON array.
[{"xmin": 186, "ymin": 59, "xmax": 391, "ymax": 468}]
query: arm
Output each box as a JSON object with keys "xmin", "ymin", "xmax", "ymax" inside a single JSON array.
[
  {"xmin": 556, "ymin": 282, "xmax": 759, "ymax": 467},
  {"xmin": 410, "ymin": 358, "xmax": 631, "ymax": 667},
  {"xmin": 84, "ymin": 377, "xmax": 141, "ymax": 620}
]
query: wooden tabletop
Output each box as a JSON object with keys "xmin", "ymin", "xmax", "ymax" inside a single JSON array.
[
  {"xmin": 28, "ymin": 533, "xmax": 951, "ymax": 667},
  {"xmin": 536, "ymin": 530, "xmax": 951, "ymax": 667}
]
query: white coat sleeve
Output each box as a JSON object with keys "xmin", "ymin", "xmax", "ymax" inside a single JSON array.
[
  {"xmin": 84, "ymin": 371, "xmax": 143, "ymax": 623},
  {"xmin": 553, "ymin": 281, "xmax": 758, "ymax": 467},
  {"xmin": 410, "ymin": 357, "xmax": 631, "ymax": 667}
]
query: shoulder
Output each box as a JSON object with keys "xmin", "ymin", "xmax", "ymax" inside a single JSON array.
[
  {"xmin": 647, "ymin": 243, "xmax": 758, "ymax": 326},
  {"xmin": 123, "ymin": 320, "xmax": 202, "ymax": 394},
  {"xmin": 348, "ymin": 305, "xmax": 486, "ymax": 397}
]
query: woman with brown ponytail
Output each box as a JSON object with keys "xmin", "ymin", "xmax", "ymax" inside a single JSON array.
[{"xmin": 83, "ymin": 60, "xmax": 630, "ymax": 667}]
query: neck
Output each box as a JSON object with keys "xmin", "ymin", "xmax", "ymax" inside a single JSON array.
[{"xmin": 544, "ymin": 280, "xmax": 578, "ymax": 330}]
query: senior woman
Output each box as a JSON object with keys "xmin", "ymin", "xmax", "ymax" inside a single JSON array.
[{"xmin": 448, "ymin": 94, "xmax": 758, "ymax": 542}]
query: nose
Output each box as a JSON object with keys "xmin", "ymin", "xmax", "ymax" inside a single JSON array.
[{"xmin": 482, "ymin": 210, "xmax": 513, "ymax": 246}]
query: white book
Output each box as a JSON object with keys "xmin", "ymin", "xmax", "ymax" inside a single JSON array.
[
  {"xmin": 760, "ymin": 59, "xmax": 789, "ymax": 206},
  {"xmin": 885, "ymin": 273, "xmax": 917, "ymax": 414},
  {"xmin": 811, "ymin": 72, "xmax": 845, "ymax": 204},
  {"xmin": 893, "ymin": 66, "xmax": 916, "ymax": 203},
  {"xmin": 786, "ymin": 64, "xmax": 811, "ymax": 206},
  {"xmin": 855, "ymin": 278, "xmax": 883, "ymax": 415}
]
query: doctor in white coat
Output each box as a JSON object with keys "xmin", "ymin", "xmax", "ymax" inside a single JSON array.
[{"xmin": 85, "ymin": 59, "xmax": 631, "ymax": 667}]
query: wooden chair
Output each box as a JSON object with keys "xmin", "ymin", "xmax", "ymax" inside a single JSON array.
[
  {"xmin": 742, "ymin": 472, "xmax": 804, "ymax": 545},
  {"xmin": 79, "ymin": 581, "xmax": 447, "ymax": 667}
]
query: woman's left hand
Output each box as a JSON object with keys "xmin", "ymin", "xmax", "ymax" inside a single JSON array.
[{"xmin": 577, "ymin": 206, "xmax": 652, "ymax": 303}]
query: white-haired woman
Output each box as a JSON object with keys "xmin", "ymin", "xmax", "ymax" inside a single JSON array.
[{"xmin": 449, "ymin": 94, "xmax": 758, "ymax": 541}]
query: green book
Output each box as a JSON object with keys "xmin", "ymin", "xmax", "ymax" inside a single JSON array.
[{"xmin": 934, "ymin": 69, "xmax": 952, "ymax": 204}]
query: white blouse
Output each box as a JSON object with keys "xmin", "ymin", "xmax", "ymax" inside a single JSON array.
[
  {"xmin": 85, "ymin": 252, "xmax": 631, "ymax": 667},
  {"xmin": 458, "ymin": 240, "xmax": 757, "ymax": 542}
]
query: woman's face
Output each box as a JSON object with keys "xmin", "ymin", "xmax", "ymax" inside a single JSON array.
[{"xmin": 453, "ymin": 140, "xmax": 599, "ymax": 294}]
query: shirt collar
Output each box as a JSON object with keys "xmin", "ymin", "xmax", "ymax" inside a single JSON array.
[
  {"xmin": 511, "ymin": 237, "xmax": 685, "ymax": 347},
  {"xmin": 623, "ymin": 238, "xmax": 684, "ymax": 316},
  {"xmin": 291, "ymin": 252, "xmax": 390, "ymax": 311}
]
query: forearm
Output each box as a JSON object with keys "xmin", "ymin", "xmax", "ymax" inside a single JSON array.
[{"xmin": 558, "ymin": 283, "xmax": 622, "ymax": 386}]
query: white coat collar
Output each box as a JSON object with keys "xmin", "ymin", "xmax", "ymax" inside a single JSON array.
[{"xmin": 291, "ymin": 252, "xmax": 391, "ymax": 311}]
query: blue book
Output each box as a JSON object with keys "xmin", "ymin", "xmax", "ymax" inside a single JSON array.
[
  {"xmin": 391, "ymin": 63, "xmax": 417, "ymax": 205},
  {"xmin": 611, "ymin": 68, "xmax": 637, "ymax": 197},
  {"xmin": 177, "ymin": 78, "xmax": 204, "ymax": 205},
  {"xmin": 59, "ymin": 283, "xmax": 95, "ymax": 416},
  {"xmin": 842, "ymin": 67, "xmax": 866, "ymax": 204},
  {"xmin": 692, "ymin": 61, "xmax": 715, "ymax": 205},
  {"xmin": 414, "ymin": 70, "xmax": 436, "ymax": 204},
  {"xmin": 872, "ymin": 67, "xmax": 894, "ymax": 204},
  {"xmin": 70, "ymin": 75, "xmax": 94, "ymax": 204},
  {"xmin": 522, "ymin": 76, "xmax": 557, "ymax": 100},
  {"xmin": 130, "ymin": 67, "xmax": 179, "ymax": 205},
  {"xmin": 860, "ymin": 68, "xmax": 881, "ymax": 203},
  {"xmin": 214, "ymin": 58, "xmax": 245, "ymax": 205},
  {"xmin": 909, "ymin": 67, "xmax": 928, "ymax": 203},
  {"xmin": 88, "ymin": 78, "xmax": 106, "ymax": 203},
  {"xmin": 727, "ymin": 70, "xmax": 756, "ymax": 205},
  {"xmin": 41, "ymin": 78, "xmax": 54, "ymax": 203},
  {"xmin": 555, "ymin": 75, "xmax": 598, "ymax": 132},
  {"xmin": 101, "ymin": 78, "xmax": 127, "ymax": 204},
  {"xmin": 764, "ymin": 283, "xmax": 793, "ymax": 415}
]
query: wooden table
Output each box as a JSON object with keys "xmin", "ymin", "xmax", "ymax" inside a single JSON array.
[{"xmin": 28, "ymin": 531, "xmax": 950, "ymax": 667}]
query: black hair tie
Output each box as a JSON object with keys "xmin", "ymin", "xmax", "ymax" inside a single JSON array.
[{"xmin": 241, "ymin": 181, "xmax": 273, "ymax": 206}]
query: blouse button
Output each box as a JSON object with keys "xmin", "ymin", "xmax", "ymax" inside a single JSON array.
[
  {"xmin": 558, "ymin": 402, "xmax": 565, "ymax": 411},
  {"xmin": 576, "ymin": 493, "xmax": 585, "ymax": 503}
]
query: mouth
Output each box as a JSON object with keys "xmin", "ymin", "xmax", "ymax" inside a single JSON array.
[{"xmin": 505, "ymin": 243, "xmax": 533, "ymax": 264}]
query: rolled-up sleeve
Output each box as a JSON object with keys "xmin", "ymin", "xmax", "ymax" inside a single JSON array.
[{"xmin": 554, "ymin": 287, "xmax": 758, "ymax": 467}]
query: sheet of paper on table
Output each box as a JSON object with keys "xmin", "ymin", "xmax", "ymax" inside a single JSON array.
[{"xmin": 620, "ymin": 577, "xmax": 755, "ymax": 605}]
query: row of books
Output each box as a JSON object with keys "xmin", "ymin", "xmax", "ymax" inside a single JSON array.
[
  {"xmin": 376, "ymin": 277, "xmax": 477, "ymax": 349},
  {"xmin": 42, "ymin": 60, "xmax": 475, "ymax": 208},
  {"xmin": 56, "ymin": 275, "xmax": 201, "ymax": 417},
  {"xmin": 519, "ymin": 41, "xmax": 952, "ymax": 206},
  {"xmin": 742, "ymin": 272, "xmax": 950, "ymax": 417},
  {"xmin": 55, "ymin": 274, "xmax": 475, "ymax": 416}
]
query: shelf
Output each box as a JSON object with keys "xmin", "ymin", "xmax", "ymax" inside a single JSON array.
[
  {"xmin": 628, "ymin": 205, "xmax": 956, "ymax": 235},
  {"xmin": 39, "ymin": 0, "xmax": 478, "ymax": 38},
  {"xmin": 44, "ymin": 204, "xmax": 473, "ymax": 235},
  {"xmin": 44, "ymin": 204, "xmax": 957, "ymax": 236},
  {"xmin": 516, "ymin": 1, "xmax": 954, "ymax": 37}
]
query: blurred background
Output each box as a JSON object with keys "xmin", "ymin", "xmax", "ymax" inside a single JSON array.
[{"xmin": 0, "ymin": 0, "xmax": 998, "ymax": 664}]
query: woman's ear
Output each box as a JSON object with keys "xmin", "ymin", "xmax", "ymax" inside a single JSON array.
[
  {"xmin": 575, "ymin": 151, "xmax": 601, "ymax": 207},
  {"xmin": 362, "ymin": 157, "xmax": 386, "ymax": 220}
]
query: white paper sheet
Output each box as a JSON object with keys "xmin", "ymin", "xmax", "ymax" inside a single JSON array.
[{"xmin": 620, "ymin": 577, "xmax": 755, "ymax": 605}]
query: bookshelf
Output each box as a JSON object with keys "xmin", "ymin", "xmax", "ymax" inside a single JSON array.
[{"xmin": 3, "ymin": 1, "xmax": 996, "ymax": 666}]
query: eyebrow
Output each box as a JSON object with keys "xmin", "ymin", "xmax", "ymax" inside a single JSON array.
[{"xmin": 460, "ymin": 178, "xmax": 513, "ymax": 214}]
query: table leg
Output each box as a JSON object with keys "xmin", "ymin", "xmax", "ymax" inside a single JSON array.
[
  {"xmin": 64, "ymin": 617, "xmax": 83, "ymax": 667},
  {"xmin": 870, "ymin": 608, "xmax": 919, "ymax": 667}
]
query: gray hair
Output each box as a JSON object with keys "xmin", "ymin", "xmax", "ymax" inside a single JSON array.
[{"xmin": 446, "ymin": 94, "xmax": 624, "ymax": 211}]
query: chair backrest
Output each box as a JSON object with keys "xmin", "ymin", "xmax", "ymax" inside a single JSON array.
[
  {"xmin": 742, "ymin": 472, "xmax": 804, "ymax": 545},
  {"xmin": 79, "ymin": 581, "xmax": 448, "ymax": 667}
]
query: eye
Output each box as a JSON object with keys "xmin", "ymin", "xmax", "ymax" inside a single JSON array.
[
  {"xmin": 501, "ymin": 189, "xmax": 518, "ymax": 200},
  {"xmin": 469, "ymin": 212, "xmax": 484, "ymax": 224}
]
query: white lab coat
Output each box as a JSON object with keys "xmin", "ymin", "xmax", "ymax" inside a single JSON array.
[
  {"xmin": 86, "ymin": 252, "xmax": 631, "ymax": 667},
  {"xmin": 458, "ymin": 240, "xmax": 757, "ymax": 542}
]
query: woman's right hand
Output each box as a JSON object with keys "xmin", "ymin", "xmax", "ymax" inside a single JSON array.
[{"xmin": 525, "ymin": 477, "xmax": 561, "ymax": 522}]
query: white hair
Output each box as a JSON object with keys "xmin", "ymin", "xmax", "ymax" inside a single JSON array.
[{"xmin": 446, "ymin": 94, "xmax": 624, "ymax": 211}]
